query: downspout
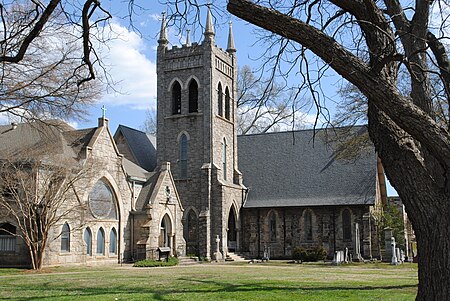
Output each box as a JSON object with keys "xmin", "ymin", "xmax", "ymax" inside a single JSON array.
[{"xmin": 283, "ymin": 208, "xmax": 286, "ymax": 257}]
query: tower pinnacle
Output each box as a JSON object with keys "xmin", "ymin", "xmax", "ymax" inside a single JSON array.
[
  {"xmin": 227, "ymin": 21, "xmax": 236, "ymax": 53},
  {"xmin": 204, "ymin": 4, "xmax": 215, "ymax": 42},
  {"xmin": 186, "ymin": 29, "xmax": 191, "ymax": 47},
  {"xmin": 158, "ymin": 12, "xmax": 168, "ymax": 46}
]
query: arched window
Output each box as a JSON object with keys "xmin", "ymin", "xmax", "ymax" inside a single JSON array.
[
  {"xmin": 84, "ymin": 227, "xmax": 92, "ymax": 256},
  {"xmin": 88, "ymin": 180, "xmax": 117, "ymax": 220},
  {"xmin": 61, "ymin": 222, "xmax": 70, "ymax": 252},
  {"xmin": 187, "ymin": 210, "xmax": 198, "ymax": 242},
  {"xmin": 180, "ymin": 134, "xmax": 188, "ymax": 178},
  {"xmin": 188, "ymin": 80, "xmax": 198, "ymax": 113},
  {"xmin": 269, "ymin": 212, "xmax": 276, "ymax": 241},
  {"xmin": 218, "ymin": 83, "xmax": 223, "ymax": 116},
  {"xmin": 225, "ymin": 87, "xmax": 231, "ymax": 120},
  {"xmin": 0, "ymin": 223, "xmax": 16, "ymax": 252},
  {"xmin": 304, "ymin": 210, "xmax": 313, "ymax": 241},
  {"xmin": 222, "ymin": 138, "xmax": 227, "ymax": 181},
  {"xmin": 97, "ymin": 227, "xmax": 105, "ymax": 255},
  {"xmin": 172, "ymin": 81, "xmax": 182, "ymax": 115},
  {"xmin": 110, "ymin": 228, "xmax": 117, "ymax": 255},
  {"xmin": 343, "ymin": 209, "xmax": 352, "ymax": 241}
]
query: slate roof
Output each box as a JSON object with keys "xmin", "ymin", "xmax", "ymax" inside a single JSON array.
[
  {"xmin": 237, "ymin": 126, "xmax": 377, "ymax": 208},
  {"xmin": 0, "ymin": 121, "xmax": 98, "ymax": 163},
  {"xmin": 135, "ymin": 171, "xmax": 159, "ymax": 210},
  {"xmin": 114, "ymin": 125, "xmax": 157, "ymax": 172}
]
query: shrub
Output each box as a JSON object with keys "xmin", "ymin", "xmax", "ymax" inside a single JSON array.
[
  {"xmin": 133, "ymin": 257, "xmax": 179, "ymax": 267},
  {"xmin": 292, "ymin": 246, "xmax": 327, "ymax": 262}
]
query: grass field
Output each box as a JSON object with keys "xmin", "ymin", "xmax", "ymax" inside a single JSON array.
[{"xmin": 0, "ymin": 261, "xmax": 417, "ymax": 300}]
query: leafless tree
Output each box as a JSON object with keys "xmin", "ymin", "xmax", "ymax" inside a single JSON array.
[
  {"xmin": 160, "ymin": 0, "xmax": 450, "ymax": 298},
  {"xmin": 237, "ymin": 65, "xmax": 310, "ymax": 134},
  {"xmin": 0, "ymin": 127, "xmax": 98, "ymax": 270},
  {"xmin": 141, "ymin": 108, "xmax": 157, "ymax": 135},
  {"xmin": 225, "ymin": 1, "xmax": 450, "ymax": 300},
  {"xmin": 0, "ymin": 0, "xmax": 106, "ymax": 122}
]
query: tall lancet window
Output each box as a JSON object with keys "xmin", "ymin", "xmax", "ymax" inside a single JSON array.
[
  {"xmin": 218, "ymin": 83, "xmax": 223, "ymax": 116},
  {"xmin": 60, "ymin": 222, "xmax": 70, "ymax": 252},
  {"xmin": 269, "ymin": 212, "xmax": 277, "ymax": 241},
  {"xmin": 222, "ymin": 138, "xmax": 227, "ymax": 181},
  {"xmin": 180, "ymin": 134, "xmax": 188, "ymax": 178},
  {"xmin": 304, "ymin": 210, "xmax": 313, "ymax": 241},
  {"xmin": 225, "ymin": 87, "xmax": 231, "ymax": 120},
  {"xmin": 343, "ymin": 209, "xmax": 352, "ymax": 241},
  {"xmin": 172, "ymin": 81, "xmax": 182, "ymax": 115},
  {"xmin": 188, "ymin": 80, "xmax": 198, "ymax": 113}
]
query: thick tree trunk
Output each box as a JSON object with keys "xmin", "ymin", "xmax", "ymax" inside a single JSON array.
[
  {"xmin": 368, "ymin": 103, "xmax": 450, "ymax": 300},
  {"xmin": 227, "ymin": 1, "xmax": 450, "ymax": 299}
]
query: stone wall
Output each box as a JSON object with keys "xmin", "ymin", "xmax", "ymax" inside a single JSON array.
[{"xmin": 240, "ymin": 205, "xmax": 375, "ymax": 260}]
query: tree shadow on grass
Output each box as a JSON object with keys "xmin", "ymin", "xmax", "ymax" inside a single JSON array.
[
  {"xmin": 176, "ymin": 277, "xmax": 417, "ymax": 293},
  {"xmin": 0, "ymin": 277, "xmax": 417, "ymax": 301}
]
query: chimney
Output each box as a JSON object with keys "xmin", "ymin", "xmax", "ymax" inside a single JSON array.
[{"xmin": 161, "ymin": 161, "xmax": 171, "ymax": 171}]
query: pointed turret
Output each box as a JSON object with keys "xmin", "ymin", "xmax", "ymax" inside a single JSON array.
[
  {"xmin": 226, "ymin": 21, "xmax": 236, "ymax": 53},
  {"xmin": 158, "ymin": 12, "xmax": 168, "ymax": 46},
  {"xmin": 186, "ymin": 29, "xmax": 191, "ymax": 47},
  {"xmin": 204, "ymin": 4, "xmax": 215, "ymax": 42}
]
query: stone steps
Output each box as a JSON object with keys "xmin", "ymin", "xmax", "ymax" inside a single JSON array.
[
  {"xmin": 178, "ymin": 256, "xmax": 199, "ymax": 265},
  {"xmin": 225, "ymin": 252, "xmax": 247, "ymax": 262}
]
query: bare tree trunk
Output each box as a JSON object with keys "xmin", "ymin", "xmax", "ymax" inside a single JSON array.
[
  {"xmin": 228, "ymin": 1, "xmax": 450, "ymax": 299},
  {"xmin": 368, "ymin": 102, "xmax": 450, "ymax": 300}
]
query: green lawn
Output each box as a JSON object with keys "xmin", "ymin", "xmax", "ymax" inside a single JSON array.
[{"xmin": 0, "ymin": 261, "xmax": 417, "ymax": 300}]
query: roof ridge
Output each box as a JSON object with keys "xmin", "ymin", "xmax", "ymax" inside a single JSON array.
[
  {"xmin": 118, "ymin": 124, "xmax": 147, "ymax": 134},
  {"xmin": 237, "ymin": 125, "xmax": 367, "ymax": 138}
]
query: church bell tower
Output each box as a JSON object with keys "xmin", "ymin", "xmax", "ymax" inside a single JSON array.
[{"xmin": 156, "ymin": 8, "xmax": 244, "ymax": 259}]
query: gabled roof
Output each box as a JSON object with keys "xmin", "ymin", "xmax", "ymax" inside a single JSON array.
[
  {"xmin": 114, "ymin": 125, "xmax": 157, "ymax": 172},
  {"xmin": 62, "ymin": 128, "xmax": 97, "ymax": 158},
  {"xmin": 134, "ymin": 164, "xmax": 183, "ymax": 211},
  {"xmin": 122, "ymin": 157, "xmax": 152, "ymax": 181},
  {"xmin": 0, "ymin": 121, "xmax": 79, "ymax": 162},
  {"xmin": 237, "ymin": 126, "xmax": 377, "ymax": 208},
  {"xmin": 0, "ymin": 120, "xmax": 108, "ymax": 164}
]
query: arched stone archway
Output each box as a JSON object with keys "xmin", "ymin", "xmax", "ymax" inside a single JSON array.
[
  {"xmin": 227, "ymin": 206, "xmax": 237, "ymax": 252},
  {"xmin": 159, "ymin": 214, "xmax": 172, "ymax": 248}
]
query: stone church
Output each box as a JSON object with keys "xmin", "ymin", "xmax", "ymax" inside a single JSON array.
[{"xmin": 0, "ymin": 8, "xmax": 385, "ymax": 267}]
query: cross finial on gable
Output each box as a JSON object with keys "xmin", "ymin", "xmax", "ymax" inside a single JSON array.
[{"xmin": 101, "ymin": 105, "xmax": 107, "ymax": 118}]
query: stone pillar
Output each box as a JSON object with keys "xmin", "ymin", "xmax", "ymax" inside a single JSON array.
[
  {"xmin": 354, "ymin": 223, "xmax": 364, "ymax": 261},
  {"xmin": 169, "ymin": 234, "xmax": 175, "ymax": 256},
  {"xmin": 199, "ymin": 209, "xmax": 211, "ymax": 260},
  {"xmin": 384, "ymin": 228, "xmax": 393, "ymax": 262},
  {"xmin": 391, "ymin": 237, "xmax": 398, "ymax": 265}
]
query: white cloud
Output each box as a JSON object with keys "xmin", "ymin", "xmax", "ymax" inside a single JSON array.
[
  {"xmin": 98, "ymin": 22, "xmax": 157, "ymax": 110},
  {"xmin": 150, "ymin": 13, "xmax": 161, "ymax": 21},
  {"xmin": 67, "ymin": 121, "xmax": 79, "ymax": 129}
]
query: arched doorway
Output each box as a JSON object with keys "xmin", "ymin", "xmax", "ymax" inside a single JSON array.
[
  {"xmin": 159, "ymin": 214, "xmax": 172, "ymax": 248},
  {"xmin": 227, "ymin": 206, "xmax": 237, "ymax": 252}
]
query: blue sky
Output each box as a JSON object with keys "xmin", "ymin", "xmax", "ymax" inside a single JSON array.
[{"xmin": 74, "ymin": 3, "xmax": 398, "ymax": 196}]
